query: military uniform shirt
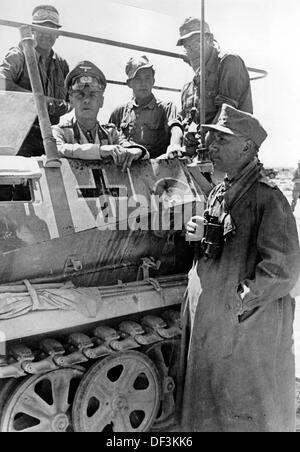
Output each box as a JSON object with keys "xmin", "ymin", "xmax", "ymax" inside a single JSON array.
[
  {"xmin": 52, "ymin": 116, "xmax": 119, "ymax": 153},
  {"xmin": 0, "ymin": 44, "xmax": 69, "ymax": 124},
  {"xmin": 52, "ymin": 115, "xmax": 149, "ymax": 161},
  {"xmin": 109, "ymin": 95, "xmax": 182, "ymax": 158},
  {"xmin": 181, "ymin": 47, "xmax": 253, "ymax": 125}
]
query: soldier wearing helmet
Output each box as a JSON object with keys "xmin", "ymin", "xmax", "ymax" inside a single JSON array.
[
  {"xmin": 291, "ymin": 160, "xmax": 300, "ymax": 212},
  {"xmin": 177, "ymin": 17, "xmax": 253, "ymax": 156},
  {"xmin": 0, "ymin": 5, "xmax": 70, "ymax": 157},
  {"xmin": 52, "ymin": 61, "xmax": 148, "ymax": 169},
  {"xmin": 109, "ymin": 55, "xmax": 183, "ymax": 159}
]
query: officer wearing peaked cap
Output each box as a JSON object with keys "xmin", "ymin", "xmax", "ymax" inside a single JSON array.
[
  {"xmin": 0, "ymin": 4, "xmax": 70, "ymax": 156},
  {"xmin": 52, "ymin": 61, "xmax": 149, "ymax": 168},
  {"xmin": 65, "ymin": 61, "xmax": 107, "ymax": 92},
  {"xmin": 179, "ymin": 104, "xmax": 300, "ymax": 432},
  {"xmin": 109, "ymin": 55, "xmax": 183, "ymax": 159},
  {"xmin": 177, "ymin": 17, "xmax": 253, "ymax": 157}
]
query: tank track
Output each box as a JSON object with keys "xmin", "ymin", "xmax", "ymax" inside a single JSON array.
[
  {"xmin": 0, "ymin": 309, "xmax": 181, "ymax": 380},
  {"xmin": 0, "ymin": 309, "xmax": 181, "ymax": 432}
]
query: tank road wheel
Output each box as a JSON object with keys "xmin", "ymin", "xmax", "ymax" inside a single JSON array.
[
  {"xmin": 145, "ymin": 339, "xmax": 181, "ymax": 431},
  {"xmin": 0, "ymin": 378, "xmax": 22, "ymax": 424},
  {"xmin": 1, "ymin": 367, "xmax": 84, "ymax": 432},
  {"xmin": 72, "ymin": 351, "xmax": 161, "ymax": 432}
]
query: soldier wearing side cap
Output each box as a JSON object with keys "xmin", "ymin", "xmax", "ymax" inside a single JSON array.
[
  {"xmin": 52, "ymin": 61, "xmax": 148, "ymax": 169},
  {"xmin": 109, "ymin": 55, "xmax": 183, "ymax": 159},
  {"xmin": 0, "ymin": 4, "xmax": 70, "ymax": 157},
  {"xmin": 178, "ymin": 104, "xmax": 300, "ymax": 432},
  {"xmin": 177, "ymin": 17, "xmax": 253, "ymax": 156}
]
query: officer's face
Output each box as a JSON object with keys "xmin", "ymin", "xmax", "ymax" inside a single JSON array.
[
  {"xmin": 183, "ymin": 34, "xmax": 211, "ymax": 70},
  {"xmin": 128, "ymin": 68, "xmax": 154, "ymax": 101},
  {"xmin": 33, "ymin": 22, "xmax": 59, "ymax": 52},
  {"xmin": 209, "ymin": 131, "xmax": 248, "ymax": 173},
  {"xmin": 70, "ymin": 89, "xmax": 104, "ymax": 121}
]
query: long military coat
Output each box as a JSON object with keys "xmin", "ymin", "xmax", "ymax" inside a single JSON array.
[{"xmin": 177, "ymin": 173, "xmax": 300, "ymax": 432}]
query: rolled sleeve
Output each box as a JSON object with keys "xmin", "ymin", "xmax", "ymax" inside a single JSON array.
[
  {"xmin": 164, "ymin": 101, "xmax": 184, "ymax": 131},
  {"xmin": 0, "ymin": 47, "xmax": 24, "ymax": 82}
]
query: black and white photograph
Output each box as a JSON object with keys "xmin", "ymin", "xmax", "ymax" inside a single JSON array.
[{"xmin": 0, "ymin": 0, "xmax": 299, "ymax": 435}]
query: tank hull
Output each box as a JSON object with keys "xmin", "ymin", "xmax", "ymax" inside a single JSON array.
[{"xmin": 0, "ymin": 157, "xmax": 205, "ymax": 285}]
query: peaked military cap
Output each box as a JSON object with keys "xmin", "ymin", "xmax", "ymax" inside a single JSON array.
[
  {"xmin": 202, "ymin": 104, "xmax": 267, "ymax": 147},
  {"xmin": 32, "ymin": 5, "xmax": 62, "ymax": 28},
  {"xmin": 65, "ymin": 61, "xmax": 107, "ymax": 92},
  {"xmin": 177, "ymin": 17, "xmax": 211, "ymax": 46},
  {"xmin": 125, "ymin": 55, "xmax": 154, "ymax": 81}
]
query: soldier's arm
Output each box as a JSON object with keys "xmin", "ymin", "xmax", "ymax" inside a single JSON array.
[
  {"xmin": 161, "ymin": 102, "xmax": 183, "ymax": 157},
  {"xmin": 52, "ymin": 124, "xmax": 136, "ymax": 166},
  {"xmin": 169, "ymin": 125, "xmax": 183, "ymax": 146},
  {"xmin": 164, "ymin": 101, "xmax": 184, "ymax": 136},
  {"xmin": 0, "ymin": 47, "xmax": 29, "ymax": 92},
  {"xmin": 51, "ymin": 125, "xmax": 100, "ymax": 158},
  {"xmin": 107, "ymin": 124, "xmax": 149, "ymax": 160}
]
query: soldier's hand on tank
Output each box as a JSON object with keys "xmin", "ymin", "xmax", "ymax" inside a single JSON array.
[
  {"xmin": 121, "ymin": 148, "xmax": 143, "ymax": 172},
  {"xmin": 185, "ymin": 215, "xmax": 204, "ymax": 242},
  {"xmin": 165, "ymin": 144, "xmax": 184, "ymax": 159},
  {"xmin": 183, "ymin": 131, "xmax": 201, "ymax": 157},
  {"xmin": 184, "ymin": 131, "xmax": 200, "ymax": 148},
  {"xmin": 100, "ymin": 145, "xmax": 127, "ymax": 166}
]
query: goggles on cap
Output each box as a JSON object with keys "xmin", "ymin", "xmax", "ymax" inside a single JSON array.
[
  {"xmin": 33, "ymin": 9, "xmax": 60, "ymax": 24},
  {"xmin": 70, "ymin": 76, "xmax": 105, "ymax": 92}
]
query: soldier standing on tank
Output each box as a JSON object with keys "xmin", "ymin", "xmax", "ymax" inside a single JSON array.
[
  {"xmin": 0, "ymin": 5, "xmax": 70, "ymax": 157},
  {"xmin": 109, "ymin": 55, "xmax": 183, "ymax": 159},
  {"xmin": 178, "ymin": 104, "xmax": 300, "ymax": 432},
  {"xmin": 291, "ymin": 161, "xmax": 300, "ymax": 212},
  {"xmin": 176, "ymin": 17, "xmax": 253, "ymax": 156},
  {"xmin": 52, "ymin": 61, "xmax": 149, "ymax": 169}
]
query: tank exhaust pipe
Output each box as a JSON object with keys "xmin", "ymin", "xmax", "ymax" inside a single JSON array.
[{"xmin": 20, "ymin": 26, "xmax": 61, "ymax": 168}]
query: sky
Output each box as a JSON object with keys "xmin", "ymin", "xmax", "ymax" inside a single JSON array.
[{"xmin": 0, "ymin": 0, "xmax": 299, "ymax": 167}]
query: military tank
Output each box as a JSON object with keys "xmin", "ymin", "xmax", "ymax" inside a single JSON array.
[{"xmin": 0, "ymin": 20, "xmax": 212, "ymax": 432}]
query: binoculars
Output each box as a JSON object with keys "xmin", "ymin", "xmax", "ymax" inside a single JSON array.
[{"xmin": 201, "ymin": 211, "xmax": 224, "ymax": 259}]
